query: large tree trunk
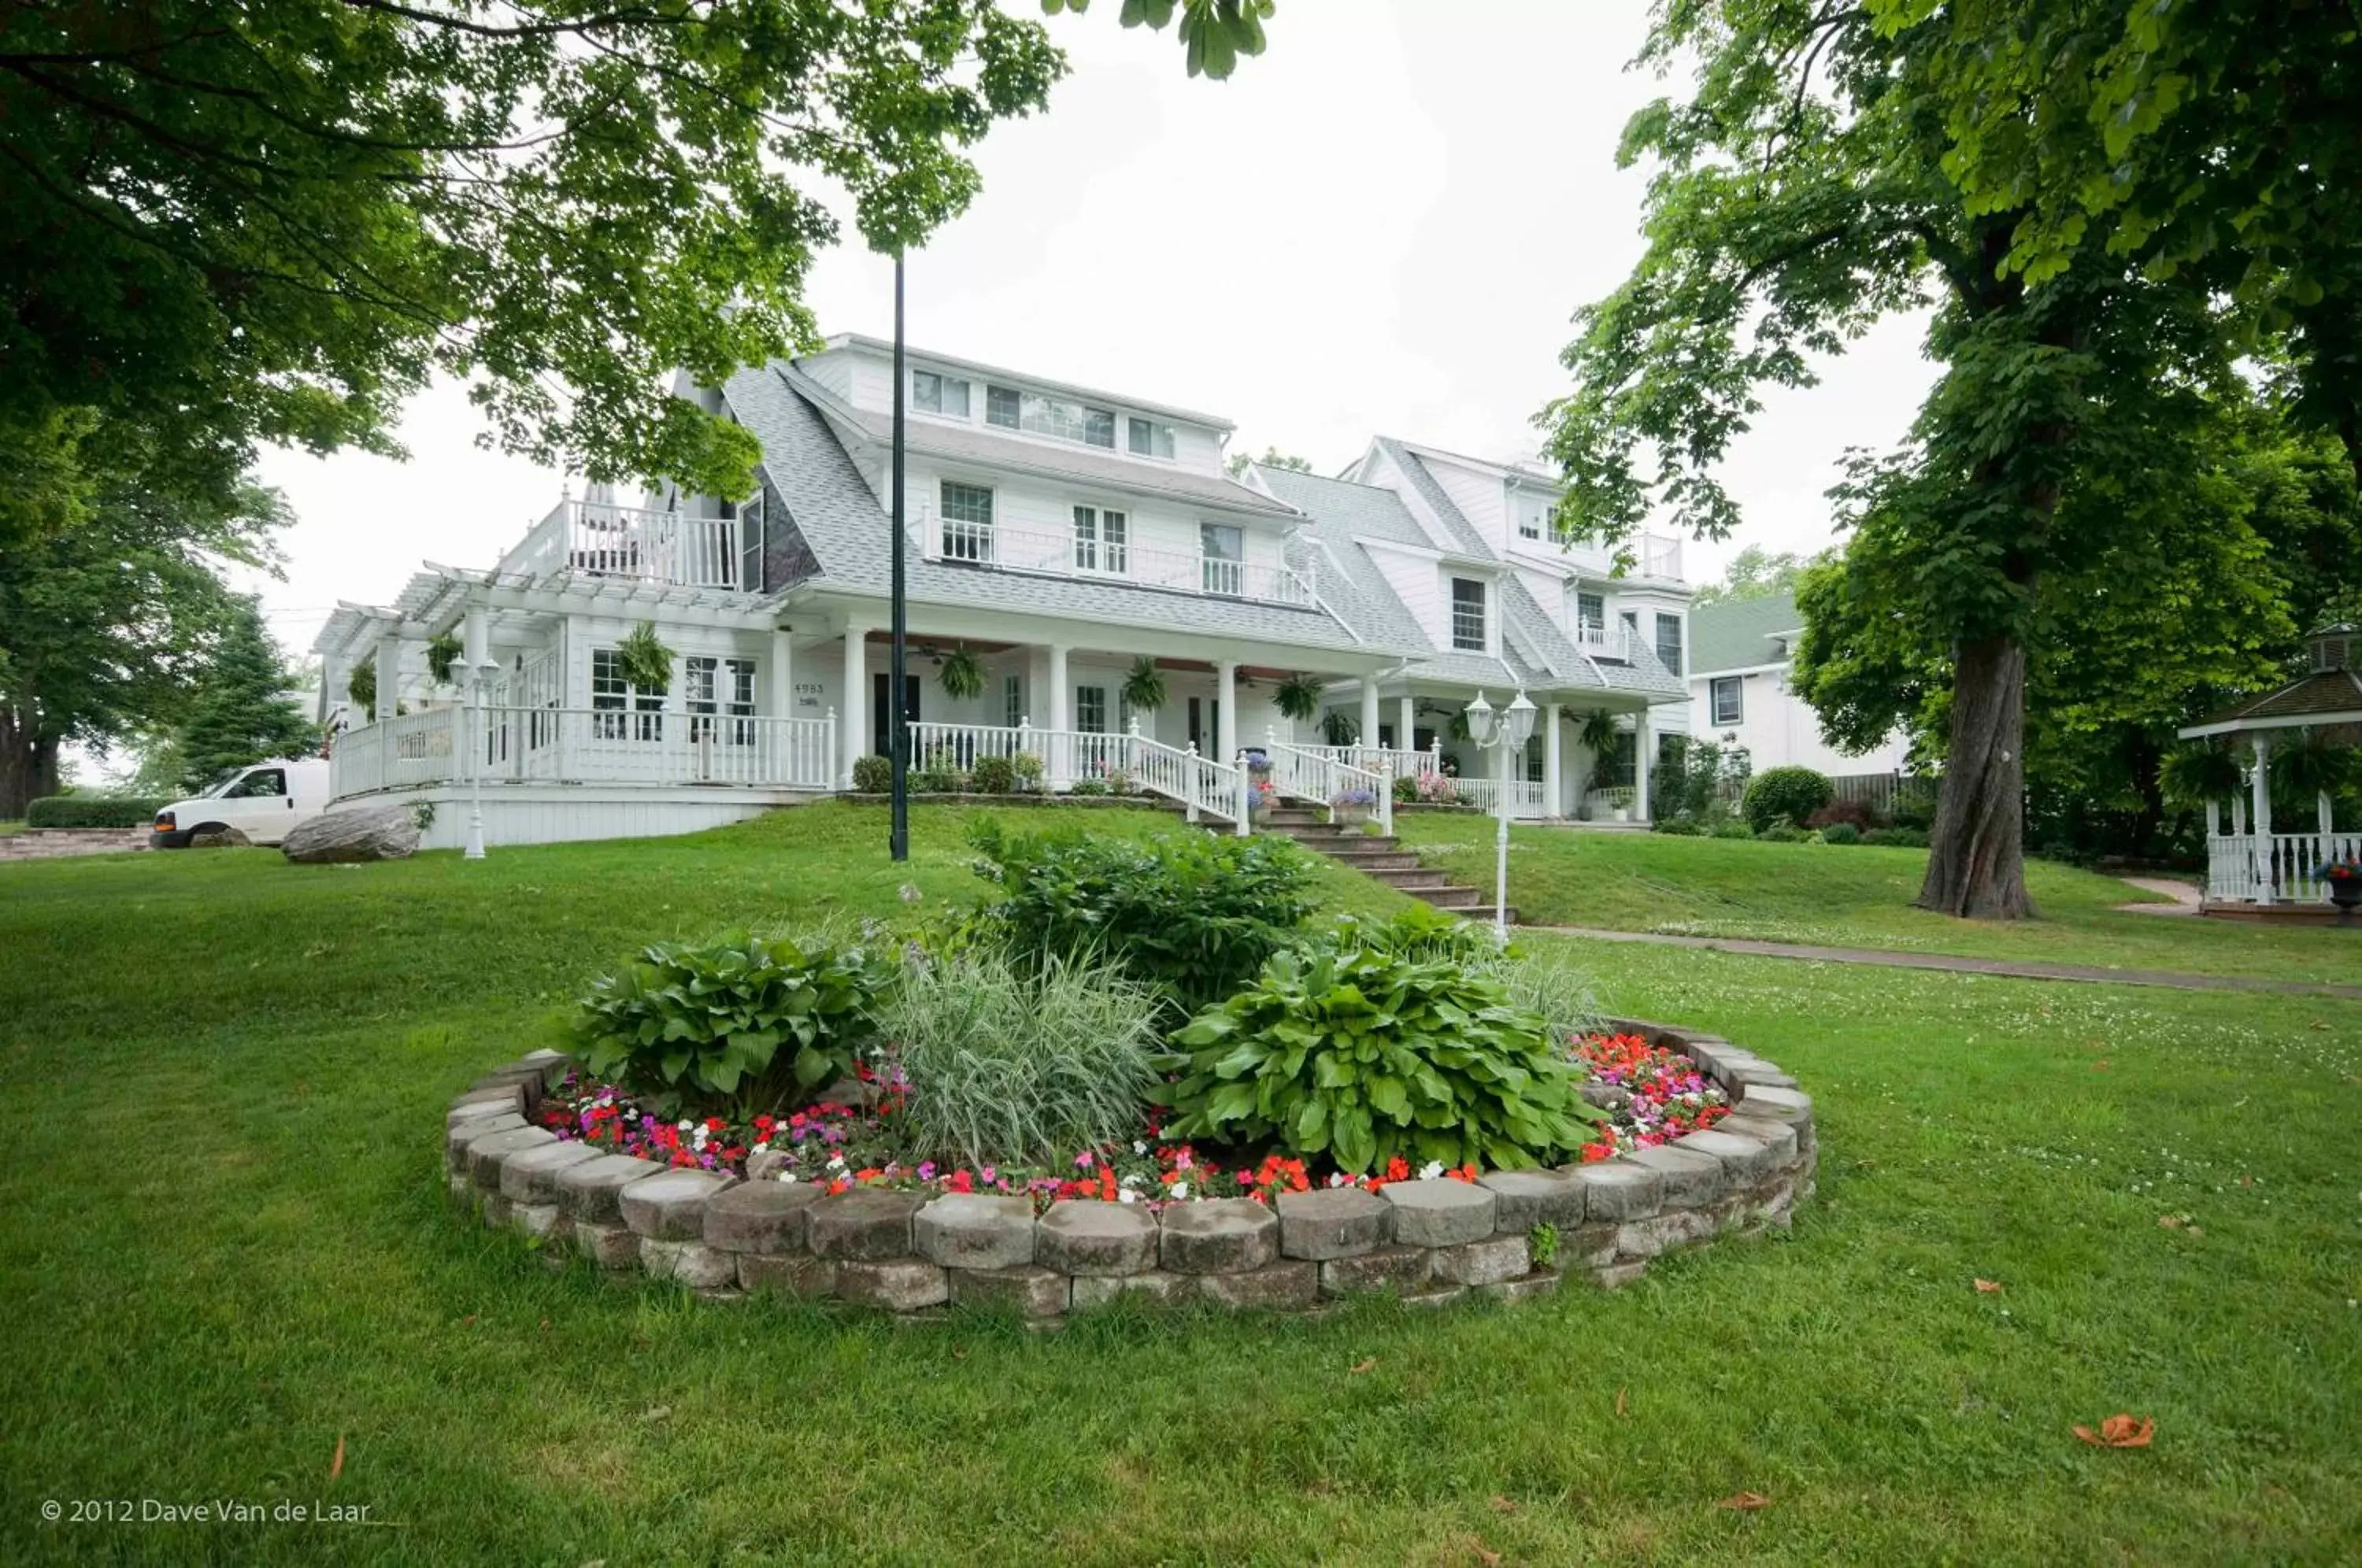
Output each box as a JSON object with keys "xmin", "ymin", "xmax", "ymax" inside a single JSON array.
[
  {"xmin": 0, "ymin": 708, "xmax": 60, "ymax": 820},
  {"xmin": 1918, "ymin": 634, "xmax": 2035, "ymax": 919}
]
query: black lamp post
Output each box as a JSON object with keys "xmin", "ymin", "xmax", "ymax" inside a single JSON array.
[{"xmin": 890, "ymin": 253, "xmax": 910, "ymax": 862}]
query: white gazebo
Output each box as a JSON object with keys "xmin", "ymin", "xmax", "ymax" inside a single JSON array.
[{"xmin": 2176, "ymin": 624, "xmax": 2361, "ymax": 912}]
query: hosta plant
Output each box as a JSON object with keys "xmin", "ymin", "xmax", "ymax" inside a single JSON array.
[
  {"xmin": 572, "ymin": 930, "xmax": 890, "ymax": 1119},
  {"xmin": 1160, "ymin": 944, "xmax": 1605, "ymax": 1174}
]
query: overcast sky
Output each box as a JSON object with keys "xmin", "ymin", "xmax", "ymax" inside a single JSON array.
[{"xmin": 245, "ymin": 0, "xmax": 1936, "ymax": 659}]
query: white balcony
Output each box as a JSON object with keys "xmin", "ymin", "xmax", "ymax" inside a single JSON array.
[
  {"xmin": 915, "ymin": 505, "xmax": 1318, "ymax": 608},
  {"xmin": 1637, "ymin": 533, "xmax": 1683, "ymax": 581},
  {"xmin": 502, "ymin": 499, "xmax": 742, "ymax": 590}
]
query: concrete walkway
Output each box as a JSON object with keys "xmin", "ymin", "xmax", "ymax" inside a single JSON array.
[
  {"xmin": 2116, "ymin": 876, "xmax": 2205, "ymax": 916},
  {"xmin": 1518, "ymin": 923, "xmax": 2362, "ymax": 1001}
]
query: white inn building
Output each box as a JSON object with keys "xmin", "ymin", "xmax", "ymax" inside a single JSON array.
[{"xmin": 313, "ymin": 335, "xmax": 1694, "ymax": 848}]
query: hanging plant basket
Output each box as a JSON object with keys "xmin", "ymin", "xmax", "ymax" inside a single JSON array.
[
  {"xmin": 426, "ymin": 631, "xmax": 464, "ymax": 686},
  {"xmin": 1122, "ymin": 656, "xmax": 1168, "ymax": 715},
  {"xmin": 1579, "ymin": 708, "xmax": 1618, "ymax": 754},
  {"xmin": 1320, "ymin": 709, "xmax": 1360, "ymax": 747},
  {"xmin": 618, "ymin": 620, "xmax": 675, "ymax": 693},
  {"xmin": 1273, "ymin": 672, "xmax": 1324, "ymax": 723},
  {"xmin": 937, "ymin": 646, "xmax": 987, "ymax": 701},
  {"xmin": 346, "ymin": 654, "xmax": 376, "ymax": 715}
]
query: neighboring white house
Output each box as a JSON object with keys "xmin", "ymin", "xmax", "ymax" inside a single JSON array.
[
  {"xmin": 1685, "ymin": 589, "xmax": 1909, "ymax": 778},
  {"xmin": 311, "ymin": 335, "xmax": 1693, "ymax": 848}
]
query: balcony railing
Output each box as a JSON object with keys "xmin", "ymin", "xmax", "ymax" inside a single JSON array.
[
  {"xmin": 916, "ymin": 505, "xmax": 1317, "ymax": 608},
  {"xmin": 330, "ymin": 706, "xmax": 833, "ymax": 796},
  {"xmin": 1637, "ymin": 533, "xmax": 1682, "ymax": 580},
  {"xmin": 503, "ymin": 500, "xmax": 741, "ymax": 590}
]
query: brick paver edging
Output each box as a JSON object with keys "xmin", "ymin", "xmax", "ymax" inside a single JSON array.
[{"xmin": 442, "ymin": 1020, "xmax": 1816, "ymax": 1322}]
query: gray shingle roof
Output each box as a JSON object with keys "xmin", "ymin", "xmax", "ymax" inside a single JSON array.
[
  {"xmin": 721, "ymin": 365, "xmax": 1394, "ymax": 655},
  {"xmin": 1690, "ymin": 590, "xmax": 1805, "ymax": 675},
  {"xmin": 1371, "ymin": 438, "xmax": 1498, "ymax": 560}
]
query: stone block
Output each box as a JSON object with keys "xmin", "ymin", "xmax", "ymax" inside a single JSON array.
[
  {"xmin": 447, "ymin": 1086, "xmax": 524, "ymax": 1126},
  {"xmin": 1560, "ymin": 1222, "xmax": 1622, "ymax": 1269},
  {"xmin": 1070, "ymin": 1270, "xmax": 1195, "ymax": 1309},
  {"xmin": 948, "ymin": 1264, "xmax": 1071, "ymax": 1317},
  {"xmin": 1734, "ymin": 1082, "xmax": 1812, "ymax": 1125},
  {"xmin": 1671, "ymin": 1126, "xmax": 1779, "ymax": 1186},
  {"xmin": 1478, "ymin": 1168, "xmax": 1587, "ymax": 1231},
  {"xmin": 446, "ymin": 1170, "xmax": 476, "ymax": 1204},
  {"xmin": 498, "ymin": 1140, "xmax": 602, "ymax": 1204},
  {"xmin": 1570, "ymin": 1161, "xmax": 1664, "ymax": 1222},
  {"xmin": 1615, "ymin": 1208, "xmax": 1717, "ymax": 1259},
  {"xmin": 1379, "ymin": 1179, "xmax": 1497, "ymax": 1247},
  {"xmin": 805, "ymin": 1189, "xmax": 923, "ymax": 1261},
  {"xmin": 1159, "ymin": 1197, "xmax": 1279, "ymax": 1274},
  {"xmin": 574, "ymin": 1219, "xmax": 641, "ymax": 1270},
  {"xmin": 1197, "ymin": 1259, "xmax": 1319, "ymax": 1311},
  {"xmin": 1671, "ymin": 1036, "xmax": 1740, "ymax": 1075},
  {"xmin": 618, "ymin": 1167, "xmax": 738, "ymax": 1241},
  {"xmin": 1477, "ymin": 1270, "xmax": 1561, "ymax": 1304},
  {"xmin": 835, "ymin": 1259, "xmax": 950, "ymax": 1312},
  {"xmin": 480, "ymin": 1193, "xmax": 513, "ymax": 1228},
  {"xmin": 556, "ymin": 1153, "xmax": 663, "ymax": 1222},
  {"xmin": 516, "ymin": 1048, "xmax": 571, "ymax": 1085},
  {"xmin": 739, "ymin": 1251, "xmax": 837, "ymax": 1300},
  {"xmin": 745, "ymin": 1149, "xmax": 790, "ymax": 1182},
  {"xmin": 1318, "ymin": 1244, "xmax": 1433, "ymax": 1297},
  {"xmin": 1036, "ymin": 1200, "xmax": 1159, "ymax": 1276},
  {"xmin": 1398, "ymin": 1285, "xmax": 1469, "ymax": 1311},
  {"xmin": 1275, "ymin": 1188, "xmax": 1391, "ymax": 1259},
  {"xmin": 445, "ymin": 1112, "xmax": 525, "ymax": 1171},
  {"xmin": 1622, "ymin": 1143, "xmax": 1726, "ymax": 1209},
  {"xmin": 509, "ymin": 1201, "xmax": 568, "ymax": 1242},
  {"xmin": 914, "ymin": 1193, "xmax": 1036, "ymax": 1270},
  {"xmin": 1433, "ymin": 1233, "xmax": 1531, "ymax": 1287},
  {"xmin": 1717, "ymin": 1114, "xmax": 1801, "ymax": 1166},
  {"xmin": 640, "ymin": 1240, "xmax": 737, "ymax": 1290},
  {"xmin": 1724, "ymin": 1063, "xmax": 1799, "ymax": 1090},
  {"xmin": 1590, "ymin": 1260, "xmax": 1649, "ymax": 1290},
  {"xmin": 468, "ymin": 1126, "xmax": 557, "ymax": 1188},
  {"xmin": 702, "ymin": 1180, "xmax": 821, "ymax": 1254}
]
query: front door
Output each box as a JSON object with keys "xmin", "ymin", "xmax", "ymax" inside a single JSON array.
[{"xmin": 872, "ymin": 672, "xmax": 920, "ymax": 760}]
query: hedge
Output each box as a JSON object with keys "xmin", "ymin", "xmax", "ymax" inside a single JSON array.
[{"xmin": 26, "ymin": 795, "xmax": 168, "ymax": 830}]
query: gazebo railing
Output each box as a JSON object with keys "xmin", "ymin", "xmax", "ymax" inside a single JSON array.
[{"xmin": 2206, "ymin": 830, "xmax": 2360, "ymax": 903}]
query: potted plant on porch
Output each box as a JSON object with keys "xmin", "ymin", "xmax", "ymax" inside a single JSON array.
[
  {"xmin": 1329, "ymin": 785, "xmax": 1377, "ymax": 826},
  {"xmin": 2318, "ymin": 857, "xmax": 2362, "ymax": 920}
]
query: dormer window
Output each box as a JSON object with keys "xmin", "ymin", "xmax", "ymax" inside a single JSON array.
[
  {"xmin": 913, "ymin": 371, "xmax": 969, "ymax": 417},
  {"xmin": 1128, "ymin": 417, "xmax": 1175, "ymax": 459},
  {"xmin": 1451, "ymin": 578, "xmax": 1488, "ymax": 652},
  {"xmin": 1516, "ymin": 496, "xmax": 1551, "ymax": 541},
  {"xmin": 986, "ymin": 385, "xmax": 1116, "ymax": 448}
]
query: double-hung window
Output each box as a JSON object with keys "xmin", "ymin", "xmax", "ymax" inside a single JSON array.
[
  {"xmin": 1201, "ymin": 523, "xmax": 1243, "ymax": 595},
  {"xmin": 1450, "ymin": 578, "xmax": 1488, "ymax": 652},
  {"xmin": 1655, "ymin": 612, "xmax": 1684, "ymax": 677},
  {"xmin": 590, "ymin": 648, "xmax": 654, "ymax": 741},
  {"xmin": 1575, "ymin": 590, "xmax": 1606, "ymax": 645},
  {"xmin": 913, "ymin": 371, "xmax": 970, "ymax": 417},
  {"xmin": 1710, "ymin": 675, "xmax": 1743, "ymax": 727},
  {"xmin": 1004, "ymin": 674, "xmax": 1024, "ymax": 730},
  {"xmin": 687, "ymin": 656, "xmax": 757, "ymax": 744},
  {"xmin": 940, "ymin": 481, "xmax": 994, "ymax": 561},
  {"xmin": 1128, "ymin": 417, "xmax": 1175, "ymax": 459},
  {"xmin": 1073, "ymin": 506, "xmax": 1129, "ymax": 573},
  {"xmin": 1075, "ymin": 685, "xmax": 1108, "ymax": 734}
]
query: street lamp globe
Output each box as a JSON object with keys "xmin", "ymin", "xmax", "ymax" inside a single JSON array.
[
  {"xmin": 1464, "ymin": 690, "xmax": 1498, "ymax": 747},
  {"xmin": 1502, "ymin": 690, "xmax": 1537, "ymax": 750}
]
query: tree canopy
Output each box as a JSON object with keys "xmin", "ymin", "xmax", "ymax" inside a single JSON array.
[
  {"xmin": 1228, "ymin": 446, "xmax": 1313, "ymax": 479},
  {"xmin": 1690, "ymin": 545, "xmax": 1812, "ymax": 608}
]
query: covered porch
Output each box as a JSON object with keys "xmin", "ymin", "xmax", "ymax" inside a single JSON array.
[{"xmin": 2176, "ymin": 625, "xmax": 2361, "ymax": 917}]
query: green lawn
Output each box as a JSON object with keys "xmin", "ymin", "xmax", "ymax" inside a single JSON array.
[
  {"xmin": 2, "ymin": 802, "xmax": 2357, "ymax": 1564},
  {"xmin": 1395, "ymin": 812, "xmax": 2357, "ymax": 985}
]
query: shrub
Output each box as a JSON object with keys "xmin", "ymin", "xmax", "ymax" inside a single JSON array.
[
  {"xmin": 1892, "ymin": 781, "xmax": 1938, "ymax": 830},
  {"xmin": 850, "ymin": 754, "xmax": 891, "ymax": 793},
  {"xmin": 1320, "ymin": 905, "xmax": 1496, "ymax": 965},
  {"xmin": 1806, "ymin": 797, "xmax": 1880, "ymax": 833},
  {"xmin": 1392, "ymin": 775, "xmax": 1420, "ymax": 804},
  {"xmin": 1742, "ymin": 765, "xmax": 1834, "ymax": 833},
  {"xmin": 968, "ymin": 754, "xmax": 1016, "ymax": 794},
  {"xmin": 571, "ymin": 930, "xmax": 891, "ymax": 1119},
  {"xmin": 967, "ymin": 819, "xmax": 1316, "ymax": 1017},
  {"xmin": 1861, "ymin": 827, "xmax": 1931, "ymax": 849},
  {"xmin": 1067, "ymin": 778, "xmax": 1109, "ymax": 797},
  {"xmin": 1011, "ymin": 752, "xmax": 1044, "ymax": 790},
  {"xmin": 909, "ymin": 767, "xmax": 957, "ymax": 793},
  {"xmin": 1161, "ymin": 945, "xmax": 1605, "ymax": 1173},
  {"xmin": 1758, "ymin": 823, "xmax": 1810, "ymax": 843},
  {"xmin": 1820, "ymin": 822, "xmax": 1863, "ymax": 845},
  {"xmin": 1709, "ymin": 820, "xmax": 1755, "ymax": 840},
  {"xmin": 880, "ymin": 949, "xmax": 1162, "ymax": 1170},
  {"xmin": 28, "ymin": 795, "xmax": 168, "ymax": 829},
  {"xmin": 1653, "ymin": 816, "xmax": 1703, "ymax": 836}
]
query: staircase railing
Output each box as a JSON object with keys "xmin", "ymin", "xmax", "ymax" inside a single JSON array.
[
  {"xmin": 1261, "ymin": 730, "xmax": 1392, "ymax": 835},
  {"xmin": 1130, "ymin": 728, "xmax": 1249, "ymax": 835}
]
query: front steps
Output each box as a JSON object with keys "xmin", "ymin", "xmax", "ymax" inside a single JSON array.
[{"xmin": 1257, "ymin": 807, "xmax": 1516, "ymax": 926}]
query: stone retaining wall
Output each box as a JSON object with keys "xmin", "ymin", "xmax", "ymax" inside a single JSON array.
[
  {"xmin": 0, "ymin": 828, "xmax": 153, "ymax": 861},
  {"xmin": 442, "ymin": 1017, "xmax": 1815, "ymax": 1321}
]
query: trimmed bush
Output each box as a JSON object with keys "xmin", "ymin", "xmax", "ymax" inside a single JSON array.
[
  {"xmin": 881, "ymin": 949, "xmax": 1162, "ymax": 1170},
  {"xmin": 1742, "ymin": 766, "xmax": 1834, "ymax": 833},
  {"xmin": 1067, "ymin": 778, "xmax": 1109, "ymax": 797},
  {"xmin": 1709, "ymin": 820, "xmax": 1755, "ymax": 840},
  {"xmin": 850, "ymin": 754, "xmax": 891, "ymax": 793},
  {"xmin": 1653, "ymin": 816, "xmax": 1704, "ymax": 836},
  {"xmin": 1391, "ymin": 774, "xmax": 1420, "ymax": 804},
  {"xmin": 1820, "ymin": 823, "xmax": 1863, "ymax": 845},
  {"xmin": 1758, "ymin": 824, "xmax": 1811, "ymax": 843},
  {"xmin": 572, "ymin": 929, "xmax": 891, "ymax": 1119},
  {"xmin": 968, "ymin": 754, "xmax": 1016, "ymax": 794},
  {"xmin": 1161, "ymin": 942, "xmax": 1605, "ymax": 1174},
  {"xmin": 27, "ymin": 795, "xmax": 168, "ymax": 830},
  {"xmin": 1861, "ymin": 827, "xmax": 1931, "ymax": 849},
  {"xmin": 1806, "ymin": 798, "xmax": 1880, "ymax": 833}
]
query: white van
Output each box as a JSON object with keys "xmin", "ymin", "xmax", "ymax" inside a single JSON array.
[{"xmin": 150, "ymin": 758, "xmax": 333, "ymax": 848}]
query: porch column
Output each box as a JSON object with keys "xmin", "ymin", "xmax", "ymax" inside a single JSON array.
[
  {"xmin": 373, "ymin": 634, "xmax": 402, "ymax": 723},
  {"xmin": 1634, "ymin": 708, "xmax": 1654, "ymax": 824},
  {"xmin": 2319, "ymin": 789, "xmax": 2336, "ymax": 841},
  {"xmin": 1216, "ymin": 659, "xmax": 1238, "ymax": 762},
  {"xmin": 461, "ymin": 608, "xmax": 491, "ymax": 672},
  {"xmin": 1048, "ymin": 644, "xmax": 1070, "ymax": 786},
  {"xmin": 770, "ymin": 630, "xmax": 794, "ymax": 719},
  {"xmin": 1398, "ymin": 695, "xmax": 1415, "ymax": 756},
  {"xmin": 2251, "ymin": 734, "xmax": 2274, "ymax": 904},
  {"xmin": 841, "ymin": 624, "xmax": 865, "ymax": 787},
  {"xmin": 1544, "ymin": 702, "xmax": 1563, "ymax": 817},
  {"xmin": 1360, "ymin": 678, "xmax": 1381, "ymax": 754}
]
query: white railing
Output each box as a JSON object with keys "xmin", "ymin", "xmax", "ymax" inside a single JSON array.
[
  {"xmin": 2206, "ymin": 830, "xmax": 2360, "ymax": 904},
  {"xmin": 1573, "ymin": 623, "xmax": 1635, "ymax": 658},
  {"xmin": 1583, "ymin": 785, "xmax": 1639, "ymax": 821},
  {"xmin": 907, "ymin": 720, "xmax": 1030, "ymax": 773},
  {"xmin": 897, "ymin": 719, "xmax": 1246, "ymax": 827},
  {"xmin": 1132, "ymin": 733, "xmax": 1250, "ymax": 834},
  {"xmin": 916, "ymin": 505, "xmax": 1316, "ymax": 608},
  {"xmin": 330, "ymin": 707, "xmax": 831, "ymax": 797},
  {"xmin": 1261, "ymin": 735, "xmax": 1391, "ymax": 834},
  {"xmin": 1638, "ymin": 532, "xmax": 1683, "ymax": 580},
  {"xmin": 504, "ymin": 500, "xmax": 740, "ymax": 590},
  {"xmin": 1456, "ymin": 775, "xmax": 1551, "ymax": 819}
]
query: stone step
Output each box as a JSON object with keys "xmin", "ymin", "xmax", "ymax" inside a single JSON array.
[
  {"xmin": 1366, "ymin": 867, "xmax": 1452, "ymax": 890},
  {"xmin": 1412, "ymin": 885, "xmax": 1487, "ymax": 911},
  {"xmin": 1320, "ymin": 852, "xmax": 1420, "ymax": 872}
]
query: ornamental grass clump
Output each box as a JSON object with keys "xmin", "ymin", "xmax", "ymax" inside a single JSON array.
[
  {"xmin": 1160, "ymin": 937, "xmax": 1605, "ymax": 1174},
  {"xmin": 879, "ymin": 948, "xmax": 1163, "ymax": 1171},
  {"xmin": 571, "ymin": 929, "xmax": 890, "ymax": 1120}
]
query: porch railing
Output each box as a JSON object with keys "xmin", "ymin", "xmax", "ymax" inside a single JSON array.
[
  {"xmin": 1261, "ymin": 736, "xmax": 1391, "ymax": 834},
  {"xmin": 503, "ymin": 499, "xmax": 740, "ymax": 590},
  {"xmin": 892, "ymin": 718, "xmax": 1248, "ymax": 828},
  {"xmin": 913, "ymin": 503, "xmax": 1317, "ymax": 608},
  {"xmin": 330, "ymin": 707, "xmax": 833, "ymax": 796},
  {"xmin": 328, "ymin": 706, "xmax": 458, "ymax": 796},
  {"xmin": 1456, "ymin": 775, "xmax": 1550, "ymax": 819},
  {"xmin": 2206, "ymin": 830, "xmax": 2361, "ymax": 904}
]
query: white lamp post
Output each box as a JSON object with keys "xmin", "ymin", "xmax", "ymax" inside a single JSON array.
[
  {"xmin": 1463, "ymin": 689, "xmax": 1536, "ymax": 941},
  {"xmin": 464, "ymin": 656, "xmax": 498, "ymax": 860}
]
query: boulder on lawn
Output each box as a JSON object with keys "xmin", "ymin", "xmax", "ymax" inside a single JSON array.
[
  {"xmin": 282, "ymin": 803, "xmax": 420, "ymax": 864},
  {"xmin": 188, "ymin": 827, "xmax": 251, "ymax": 849}
]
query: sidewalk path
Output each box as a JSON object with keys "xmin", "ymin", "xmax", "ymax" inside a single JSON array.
[
  {"xmin": 2116, "ymin": 877, "xmax": 2205, "ymax": 916},
  {"xmin": 1518, "ymin": 923, "xmax": 2362, "ymax": 1001}
]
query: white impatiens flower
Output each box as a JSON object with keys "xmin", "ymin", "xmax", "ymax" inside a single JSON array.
[
  {"xmin": 778, "ymin": 1172, "xmax": 798, "ymax": 1184},
  {"xmin": 1120, "ymin": 1173, "xmax": 1144, "ymax": 1188},
  {"xmin": 1419, "ymin": 1160, "xmax": 1446, "ymax": 1181},
  {"xmin": 1117, "ymin": 1189, "xmax": 1138, "ymax": 1204},
  {"xmin": 1170, "ymin": 1182, "xmax": 1189, "ymax": 1201},
  {"xmin": 827, "ymin": 1154, "xmax": 846, "ymax": 1171},
  {"xmin": 676, "ymin": 1119, "xmax": 694, "ymax": 1132},
  {"xmin": 752, "ymin": 1141, "xmax": 768, "ymax": 1154}
]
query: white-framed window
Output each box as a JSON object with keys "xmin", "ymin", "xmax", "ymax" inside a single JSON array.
[
  {"xmin": 1516, "ymin": 496, "xmax": 1550, "ymax": 540},
  {"xmin": 1450, "ymin": 578, "xmax": 1487, "ymax": 652},
  {"xmin": 1005, "ymin": 674, "xmax": 1024, "ymax": 729},
  {"xmin": 592, "ymin": 647, "xmax": 665, "ymax": 741},
  {"xmin": 1076, "ymin": 685, "xmax": 1108, "ymax": 734},
  {"xmin": 913, "ymin": 370, "xmax": 971, "ymax": 418},
  {"xmin": 1072, "ymin": 506, "xmax": 1129, "ymax": 573},
  {"xmin": 1575, "ymin": 590, "xmax": 1606, "ymax": 639},
  {"xmin": 941, "ymin": 480, "xmax": 994, "ymax": 561},
  {"xmin": 985, "ymin": 386, "xmax": 1116, "ymax": 447},
  {"xmin": 1655, "ymin": 612, "xmax": 1684, "ymax": 677},
  {"xmin": 1711, "ymin": 675, "xmax": 1743, "ymax": 726},
  {"xmin": 1201, "ymin": 523, "xmax": 1242, "ymax": 595},
  {"xmin": 687, "ymin": 656, "xmax": 758, "ymax": 743},
  {"xmin": 1128, "ymin": 417, "xmax": 1175, "ymax": 459}
]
